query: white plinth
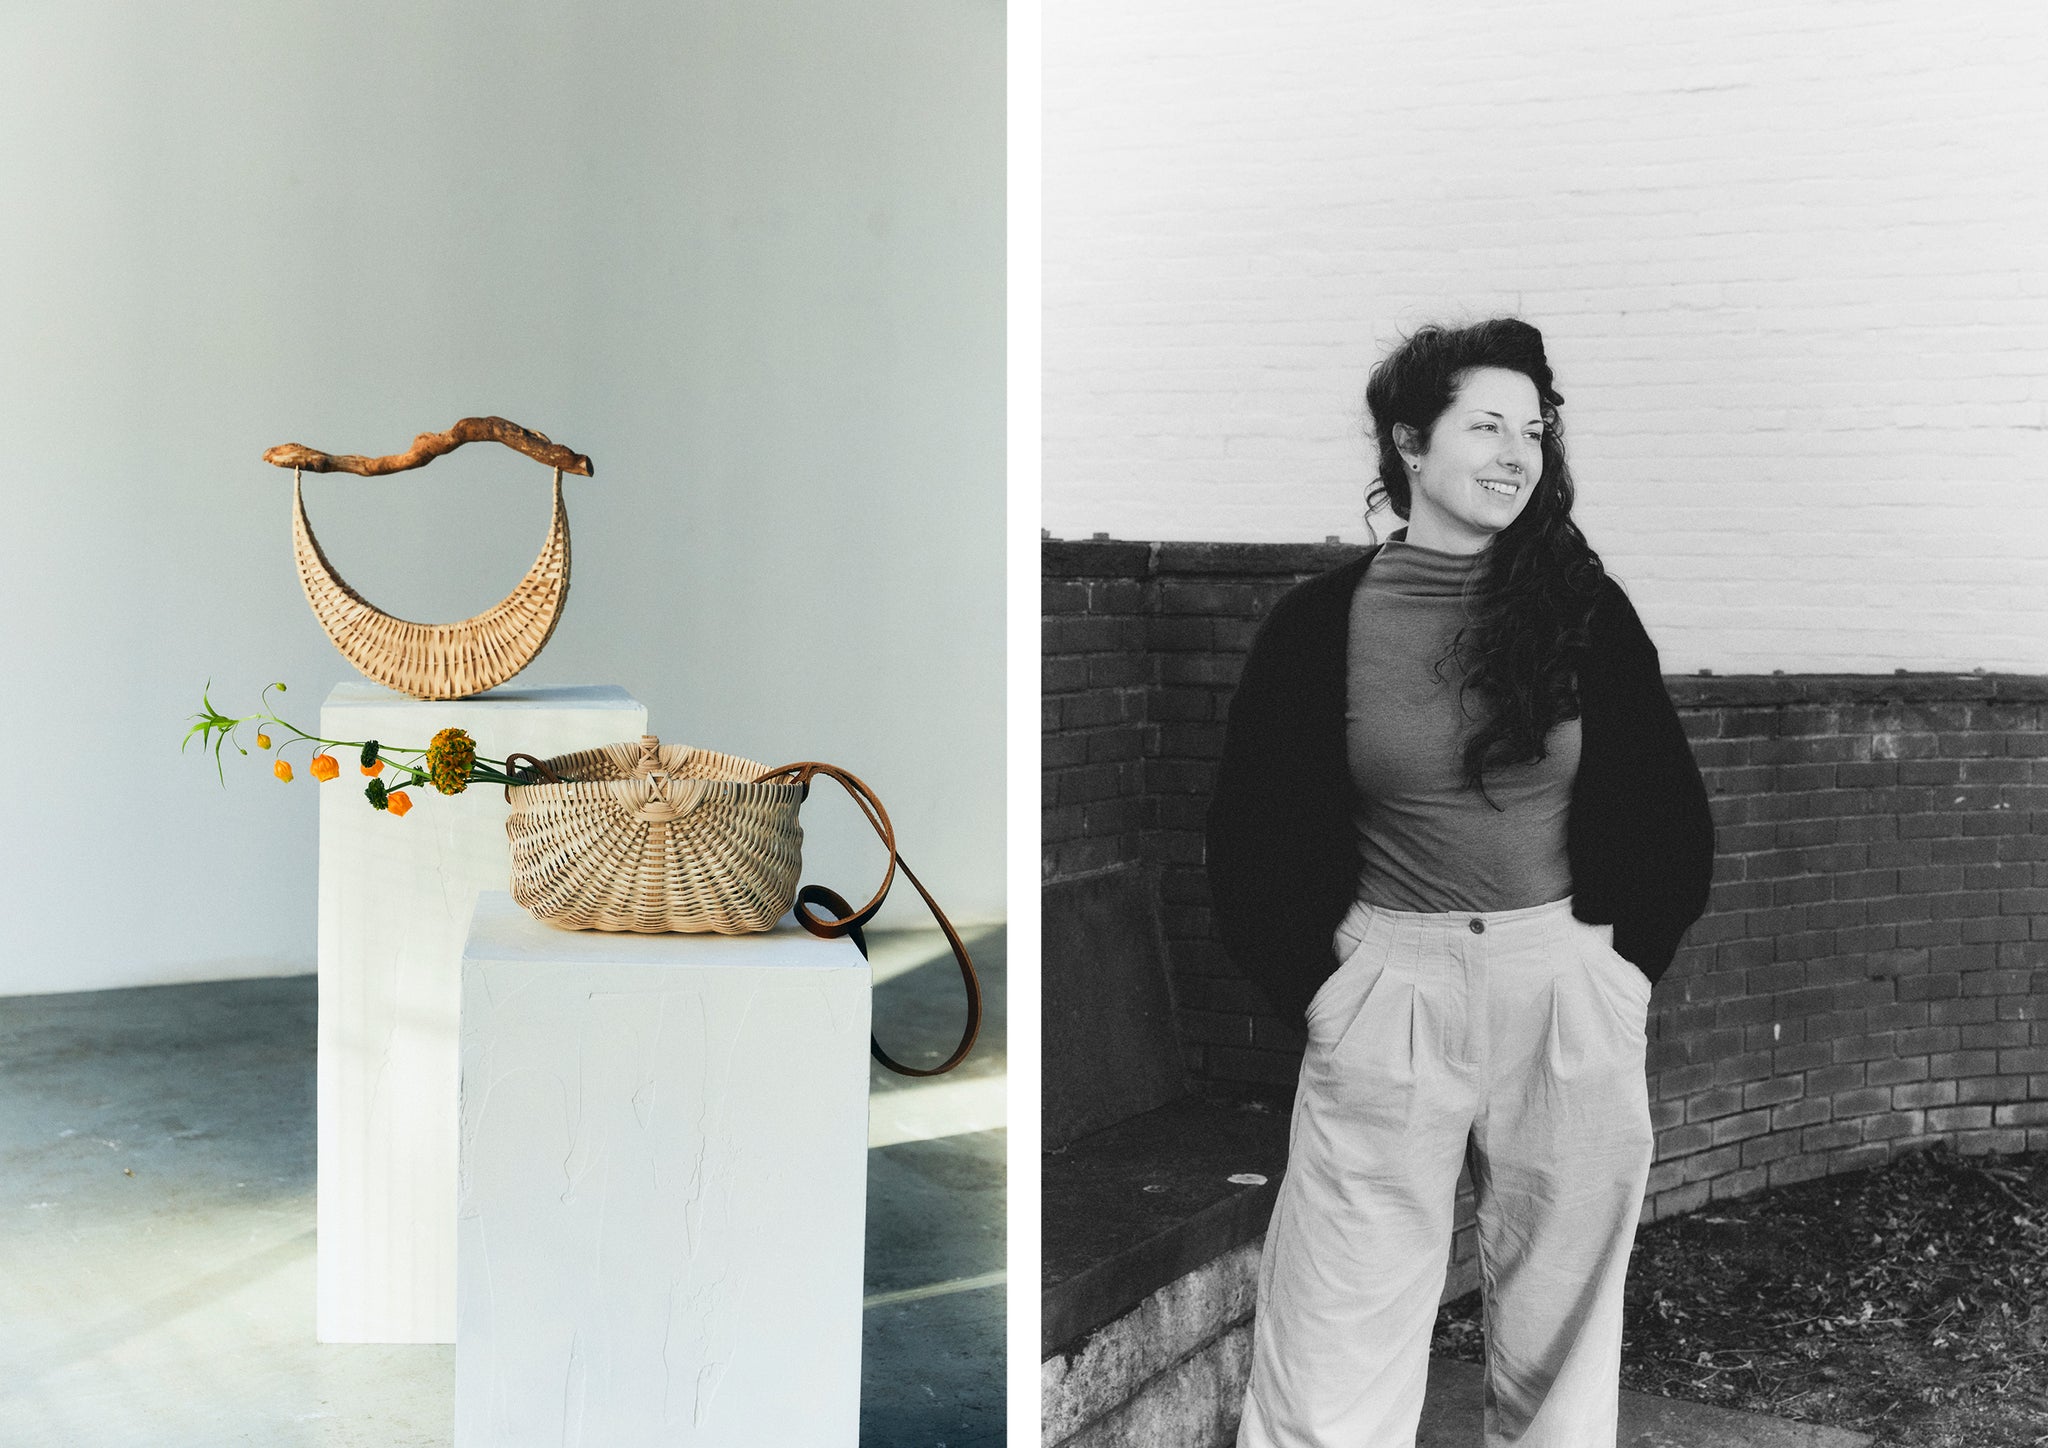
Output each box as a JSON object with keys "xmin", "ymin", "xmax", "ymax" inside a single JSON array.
[
  {"xmin": 318, "ymin": 684, "xmax": 647, "ymax": 1344},
  {"xmin": 455, "ymin": 894, "xmax": 871, "ymax": 1448}
]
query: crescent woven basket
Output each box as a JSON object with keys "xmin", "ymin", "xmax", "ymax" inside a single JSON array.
[
  {"xmin": 264, "ymin": 416, "xmax": 591, "ymax": 702},
  {"xmin": 503, "ymin": 734, "xmax": 983, "ymax": 1076},
  {"xmin": 505, "ymin": 735, "xmax": 803, "ymax": 934}
]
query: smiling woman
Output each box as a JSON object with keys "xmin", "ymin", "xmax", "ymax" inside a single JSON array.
[{"xmin": 1206, "ymin": 317, "xmax": 1716, "ymax": 1446}]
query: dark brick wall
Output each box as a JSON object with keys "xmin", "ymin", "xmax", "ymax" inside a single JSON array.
[
  {"xmin": 1647, "ymin": 676, "xmax": 2048, "ymax": 1219},
  {"xmin": 1042, "ymin": 538, "xmax": 2048, "ymax": 1232},
  {"xmin": 1044, "ymin": 539, "xmax": 1362, "ymax": 1079}
]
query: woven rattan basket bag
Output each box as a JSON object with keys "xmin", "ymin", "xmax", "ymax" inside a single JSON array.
[{"xmin": 504, "ymin": 734, "xmax": 980, "ymax": 1077}]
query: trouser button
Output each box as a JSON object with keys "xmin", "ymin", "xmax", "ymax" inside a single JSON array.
[{"xmin": 1469, "ymin": 918, "xmax": 1485, "ymax": 934}]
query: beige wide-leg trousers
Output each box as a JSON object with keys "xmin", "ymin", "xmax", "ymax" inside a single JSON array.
[{"xmin": 1237, "ymin": 897, "xmax": 1656, "ymax": 1448}]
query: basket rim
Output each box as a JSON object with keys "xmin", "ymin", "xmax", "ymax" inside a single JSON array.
[
  {"xmin": 505, "ymin": 773, "xmax": 806, "ymax": 799},
  {"xmin": 505, "ymin": 737, "xmax": 802, "ymax": 795}
]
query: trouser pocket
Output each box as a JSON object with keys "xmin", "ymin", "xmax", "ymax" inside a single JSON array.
[
  {"xmin": 1572, "ymin": 918, "xmax": 1653, "ymax": 1031},
  {"xmin": 1305, "ymin": 902, "xmax": 1375, "ymax": 1028}
]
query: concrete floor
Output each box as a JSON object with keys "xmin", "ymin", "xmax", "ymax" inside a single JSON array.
[{"xmin": 0, "ymin": 926, "xmax": 1005, "ymax": 1447}]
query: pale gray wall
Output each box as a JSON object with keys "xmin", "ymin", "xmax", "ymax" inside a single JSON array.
[{"xmin": 0, "ymin": 1, "xmax": 1005, "ymax": 994}]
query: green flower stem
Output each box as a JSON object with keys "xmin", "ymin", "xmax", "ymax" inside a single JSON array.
[
  {"xmin": 468, "ymin": 769, "xmax": 534, "ymax": 787},
  {"xmin": 250, "ymin": 717, "xmax": 497, "ymax": 772}
]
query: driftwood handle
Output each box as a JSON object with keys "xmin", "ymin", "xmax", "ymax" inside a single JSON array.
[{"xmin": 263, "ymin": 416, "xmax": 593, "ymax": 477}]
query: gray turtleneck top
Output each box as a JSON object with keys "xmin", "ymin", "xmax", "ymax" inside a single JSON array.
[{"xmin": 1345, "ymin": 540, "xmax": 1580, "ymax": 913}]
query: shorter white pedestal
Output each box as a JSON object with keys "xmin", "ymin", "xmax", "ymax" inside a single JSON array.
[
  {"xmin": 318, "ymin": 684, "xmax": 647, "ymax": 1344},
  {"xmin": 455, "ymin": 893, "xmax": 871, "ymax": 1448}
]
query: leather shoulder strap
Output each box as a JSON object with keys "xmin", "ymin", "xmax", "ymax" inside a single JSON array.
[{"xmin": 754, "ymin": 763, "xmax": 982, "ymax": 1078}]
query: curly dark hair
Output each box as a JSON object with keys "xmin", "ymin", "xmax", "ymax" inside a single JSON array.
[{"xmin": 1362, "ymin": 317, "xmax": 1606, "ymax": 794}]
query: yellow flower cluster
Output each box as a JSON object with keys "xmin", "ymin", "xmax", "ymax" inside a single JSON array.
[{"xmin": 426, "ymin": 727, "xmax": 477, "ymax": 796}]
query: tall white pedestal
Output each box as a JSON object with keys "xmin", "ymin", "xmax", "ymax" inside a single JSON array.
[
  {"xmin": 317, "ymin": 684, "xmax": 647, "ymax": 1344},
  {"xmin": 455, "ymin": 894, "xmax": 871, "ymax": 1448}
]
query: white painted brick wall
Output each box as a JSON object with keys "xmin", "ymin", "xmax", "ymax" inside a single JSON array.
[{"xmin": 1045, "ymin": 0, "xmax": 2048, "ymax": 672}]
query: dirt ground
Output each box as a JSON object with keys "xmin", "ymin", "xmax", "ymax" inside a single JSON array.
[{"xmin": 1431, "ymin": 1140, "xmax": 2048, "ymax": 1447}]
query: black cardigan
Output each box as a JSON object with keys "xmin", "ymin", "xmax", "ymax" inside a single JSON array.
[{"xmin": 1205, "ymin": 546, "xmax": 1715, "ymax": 1025}]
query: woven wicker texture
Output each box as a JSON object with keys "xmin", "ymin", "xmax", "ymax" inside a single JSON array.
[
  {"xmin": 292, "ymin": 470, "xmax": 571, "ymax": 701},
  {"xmin": 506, "ymin": 735, "xmax": 806, "ymax": 933}
]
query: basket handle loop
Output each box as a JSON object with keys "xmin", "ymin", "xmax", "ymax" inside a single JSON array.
[
  {"xmin": 502, "ymin": 752, "xmax": 564, "ymax": 793},
  {"xmin": 754, "ymin": 761, "xmax": 982, "ymax": 1079}
]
